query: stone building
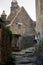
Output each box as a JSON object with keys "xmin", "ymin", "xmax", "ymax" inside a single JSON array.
[
  {"xmin": 1, "ymin": 0, "xmax": 36, "ymax": 50},
  {"xmin": 36, "ymin": 0, "xmax": 43, "ymax": 37}
]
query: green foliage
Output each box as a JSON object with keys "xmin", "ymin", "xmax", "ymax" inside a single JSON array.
[
  {"xmin": 3, "ymin": 27, "xmax": 15, "ymax": 65},
  {"xmin": 4, "ymin": 27, "xmax": 13, "ymax": 42},
  {"xmin": 34, "ymin": 38, "xmax": 43, "ymax": 56},
  {"xmin": 5, "ymin": 54, "xmax": 16, "ymax": 65},
  {"xmin": 33, "ymin": 38, "xmax": 43, "ymax": 65}
]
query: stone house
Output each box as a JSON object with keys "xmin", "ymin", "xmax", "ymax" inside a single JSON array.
[{"xmin": 1, "ymin": 0, "xmax": 36, "ymax": 50}]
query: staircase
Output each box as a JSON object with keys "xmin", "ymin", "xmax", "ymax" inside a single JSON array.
[{"xmin": 12, "ymin": 47, "xmax": 36, "ymax": 65}]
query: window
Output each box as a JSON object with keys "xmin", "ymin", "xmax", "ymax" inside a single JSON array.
[
  {"xmin": 17, "ymin": 23, "xmax": 22, "ymax": 29},
  {"xmin": 18, "ymin": 24, "xmax": 21, "ymax": 29}
]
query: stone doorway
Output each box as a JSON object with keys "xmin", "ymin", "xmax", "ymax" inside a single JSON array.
[{"xmin": 12, "ymin": 34, "xmax": 21, "ymax": 51}]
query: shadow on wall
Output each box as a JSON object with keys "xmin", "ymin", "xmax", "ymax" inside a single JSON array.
[{"xmin": 20, "ymin": 35, "xmax": 37, "ymax": 49}]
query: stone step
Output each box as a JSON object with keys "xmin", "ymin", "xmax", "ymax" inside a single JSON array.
[
  {"xmin": 16, "ymin": 63, "xmax": 35, "ymax": 65},
  {"xmin": 16, "ymin": 63, "xmax": 36, "ymax": 65},
  {"xmin": 12, "ymin": 47, "xmax": 36, "ymax": 65},
  {"xmin": 15, "ymin": 56, "xmax": 36, "ymax": 65}
]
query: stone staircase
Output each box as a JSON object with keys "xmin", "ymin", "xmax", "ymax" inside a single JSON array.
[{"xmin": 12, "ymin": 47, "xmax": 36, "ymax": 65}]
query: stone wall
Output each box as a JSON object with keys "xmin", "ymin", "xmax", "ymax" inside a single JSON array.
[
  {"xmin": 0, "ymin": 28, "xmax": 11, "ymax": 65},
  {"xmin": 36, "ymin": 0, "xmax": 43, "ymax": 37},
  {"xmin": 20, "ymin": 35, "xmax": 36, "ymax": 49}
]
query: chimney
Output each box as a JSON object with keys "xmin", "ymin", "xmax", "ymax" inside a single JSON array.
[{"xmin": 1, "ymin": 10, "xmax": 7, "ymax": 21}]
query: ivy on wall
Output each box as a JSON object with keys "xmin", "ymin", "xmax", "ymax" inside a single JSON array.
[{"xmin": 3, "ymin": 27, "xmax": 13, "ymax": 42}]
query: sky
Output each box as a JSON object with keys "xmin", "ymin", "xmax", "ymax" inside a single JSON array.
[{"xmin": 0, "ymin": 0, "xmax": 36, "ymax": 21}]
